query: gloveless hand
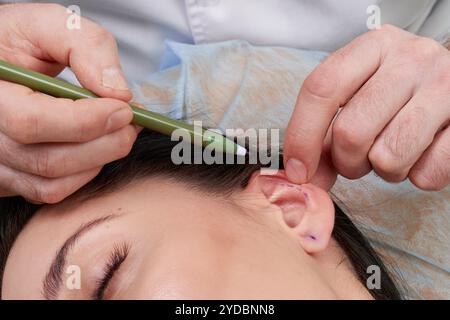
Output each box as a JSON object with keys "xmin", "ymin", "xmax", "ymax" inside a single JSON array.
[
  {"xmin": 285, "ymin": 25, "xmax": 450, "ymax": 191},
  {"xmin": 0, "ymin": 3, "xmax": 139, "ymax": 203}
]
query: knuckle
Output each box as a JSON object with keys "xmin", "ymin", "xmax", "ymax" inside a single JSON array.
[
  {"xmin": 14, "ymin": 177, "xmax": 37, "ymax": 201},
  {"xmin": 409, "ymin": 150, "xmax": 450, "ymax": 191},
  {"xmin": 35, "ymin": 148, "xmax": 62, "ymax": 178},
  {"xmin": 7, "ymin": 164, "xmax": 68, "ymax": 205},
  {"xmin": 0, "ymin": 135, "xmax": 14, "ymax": 161},
  {"xmin": 78, "ymin": 116, "xmax": 98, "ymax": 142},
  {"xmin": 359, "ymin": 75, "xmax": 392, "ymax": 104},
  {"xmin": 378, "ymin": 24, "xmax": 399, "ymax": 34},
  {"xmin": 302, "ymin": 67, "xmax": 339, "ymax": 101},
  {"xmin": 409, "ymin": 170, "xmax": 445, "ymax": 191},
  {"xmin": 340, "ymin": 166, "xmax": 370, "ymax": 180},
  {"xmin": 369, "ymin": 24, "xmax": 399, "ymax": 42},
  {"xmin": 85, "ymin": 25, "xmax": 116, "ymax": 47},
  {"xmin": 408, "ymin": 37, "xmax": 442, "ymax": 63},
  {"xmin": 368, "ymin": 144, "xmax": 407, "ymax": 181},
  {"xmin": 379, "ymin": 112, "xmax": 424, "ymax": 163},
  {"xmin": 22, "ymin": 179, "xmax": 68, "ymax": 204},
  {"xmin": 16, "ymin": 177, "xmax": 64, "ymax": 204},
  {"xmin": 72, "ymin": 102, "xmax": 101, "ymax": 142},
  {"xmin": 368, "ymin": 145, "xmax": 394, "ymax": 172},
  {"xmin": 5, "ymin": 112, "xmax": 39, "ymax": 144},
  {"xmin": 332, "ymin": 117, "xmax": 368, "ymax": 151},
  {"xmin": 35, "ymin": 184, "xmax": 67, "ymax": 204}
]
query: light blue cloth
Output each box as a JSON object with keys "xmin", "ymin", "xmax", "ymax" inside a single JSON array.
[
  {"xmin": 133, "ymin": 40, "xmax": 327, "ymax": 151},
  {"xmin": 132, "ymin": 40, "xmax": 449, "ymax": 299}
]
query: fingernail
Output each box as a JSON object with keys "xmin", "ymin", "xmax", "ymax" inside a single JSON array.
[
  {"xmin": 286, "ymin": 159, "xmax": 308, "ymax": 183},
  {"xmin": 107, "ymin": 108, "xmax": 133, "ymax": 132},
  {"xmin": 102, "ymin": 67, "xmax": 129, "ymax": 91}
]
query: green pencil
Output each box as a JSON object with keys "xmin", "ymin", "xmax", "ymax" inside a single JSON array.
[{"xmin": 0, "ymin": 59, "xmax": 246, "ymax": 156}]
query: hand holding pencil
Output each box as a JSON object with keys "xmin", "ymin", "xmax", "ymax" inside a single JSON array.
[
  {"xmin": 0, "ymin": 4, "xmax": 243, "ymax": 204},
  {"xmin": 0, "ymin": 4, "xmax": 145, "ymax": 203}
]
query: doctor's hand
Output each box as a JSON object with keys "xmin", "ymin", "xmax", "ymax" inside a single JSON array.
[
  {"xmin": 284, "ymin": 25, "xmax": 450, "ymax": 191},
  {"xmin": 0, "ymin": 3, "xmax": 138, "ymax": 203}
]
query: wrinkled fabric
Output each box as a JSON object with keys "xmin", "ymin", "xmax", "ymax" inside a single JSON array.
[
  {"xmin": 132, "ymin": 40, "xmax": 450, "ymax": 299},
  {"xmin": 332, "ymin": 174, "xmax": 450, "ymax": 299},
  {"xmin": 133, "ymin": 40, "xmax": 327, "ymax": 150}
]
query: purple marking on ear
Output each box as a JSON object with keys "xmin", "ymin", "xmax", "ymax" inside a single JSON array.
[{"xmin": 309, "ymin": 235, "xmax": 317, "ymax": 241}]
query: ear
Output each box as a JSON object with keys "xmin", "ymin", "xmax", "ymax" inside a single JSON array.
[{"xmin": 246, "ymin": 171, "xmax": 335, "ymax": 254}]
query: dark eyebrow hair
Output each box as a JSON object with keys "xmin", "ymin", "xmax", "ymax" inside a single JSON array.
[{"xmin": 42, "ymin": 214, "xmax": 119, "ymax": 300}]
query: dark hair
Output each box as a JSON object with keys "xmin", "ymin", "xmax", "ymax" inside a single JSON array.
[{"xmin": 0, "ymin": 130, "xmax": 402, "ymax": 300}]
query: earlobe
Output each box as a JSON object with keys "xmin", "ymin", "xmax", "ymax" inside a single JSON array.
[{"xmin": 248, "ymin": 172, "xmax": 335, "ymax": 254}]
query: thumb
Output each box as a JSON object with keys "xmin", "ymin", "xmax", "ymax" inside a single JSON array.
[
  {"xmin": 284, "ymin": 101, "xmax": 337, "ymax": 185},
  {"xmin": 308, "ymin": 126, "xmax": 337, "ymax": 191},
  {"xmin": 14, "ymin": 3, "xmax": 132, "ymax": 101}
]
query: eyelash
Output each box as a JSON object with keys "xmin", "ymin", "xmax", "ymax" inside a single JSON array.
[{"xmin": 93, "ymin": 242, "xmax": 130, "ymax": 300}]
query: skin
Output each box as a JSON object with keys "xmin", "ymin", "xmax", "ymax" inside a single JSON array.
[
  {"xmin": 2, "ymin": 172, "xmax": 371, "ymax": 300},
  {"xmin": 0, "ymin": 4, "xmax": 447, "ymax": 203},
  {"xmin": 0, "ymin": 3, "xmax": 137, "ymax": 203},
  {"xmin": 285, "ymin": 24, "xmax": 450, "ymax": 191}
]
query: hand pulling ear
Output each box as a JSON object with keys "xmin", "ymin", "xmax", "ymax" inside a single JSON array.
[{"xmin": 249, "ymin": 172, "xmax": 335, "ymax": 254}]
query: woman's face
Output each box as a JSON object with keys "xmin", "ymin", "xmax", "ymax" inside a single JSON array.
[{"xmin": 2, "ymin": 172, "xmax": 371, "ymax": 299}]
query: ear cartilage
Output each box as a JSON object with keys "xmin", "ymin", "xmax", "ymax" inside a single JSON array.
[
  {"xmin": 269, "ymin": 183, "xmax": 305, "ymax": 203},
  {"xmin": 269, "ymin": 188, "xmax": 284, "ymax": 202}
]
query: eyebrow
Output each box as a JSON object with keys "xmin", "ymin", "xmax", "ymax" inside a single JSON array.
[{"xmin": 42, "ymin": 214, "xmax": 119, "ymax": 300}]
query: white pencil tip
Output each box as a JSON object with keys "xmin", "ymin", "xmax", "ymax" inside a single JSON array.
[{"xmin": 236, "ymin": 145, "xmax": 247, "ymax": 156}]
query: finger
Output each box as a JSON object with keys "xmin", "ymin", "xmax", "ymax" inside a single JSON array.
[
  {"xmin": 309, "ymin": 154, "xmax": 337, "ymax": 191},
  {"xmin": 0, "ymin": 54, "xmax": 65, "ymax": 77},
  {"xmin": 369, "ymin": 86, "xmax": 450, "ymax": 182},
  {"xmin": 0, "ymin": 125, "xmax": 138, "ymax": 178},
  {"xmin": 331, "ymin": 65, "xmax": 416, "ymax": 179},
  {"xmin": 409, "ymin": 126, "xmax": 450, "ymax": 191},
  {"xmin": 0, "ymin": 187, "xmax": 16, "ymax": 198},
  {"xmin": 309, "ymin": 122, "xmax": 337, "ymax": 191},
  {"xmin": 0, "ymin": 81, "xmax": 133, "ymax": 144},
  {"xmin": 284, "ymin": 28, "xmax": 389, "ymax": 184},
  {"xmin": 131, "ymin": 102, "xmax": 146, "ymax": 133},
  {"xmin": 0, "ymin": 163, "xmax": 102, "ymax": 204},
  {"xmin": 7, "ymin": 3, "xmax": 131, "ymax": 100}
]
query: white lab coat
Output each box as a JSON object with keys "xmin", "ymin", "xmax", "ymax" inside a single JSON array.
[{"xmin": 4, "ymin": 0, "xmax": 446, "ymax": 81}]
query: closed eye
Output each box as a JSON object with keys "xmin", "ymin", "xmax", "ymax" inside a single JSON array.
[{"xmin": 93, "ymin": 242, "xmax": 130, "ymax": 300}]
